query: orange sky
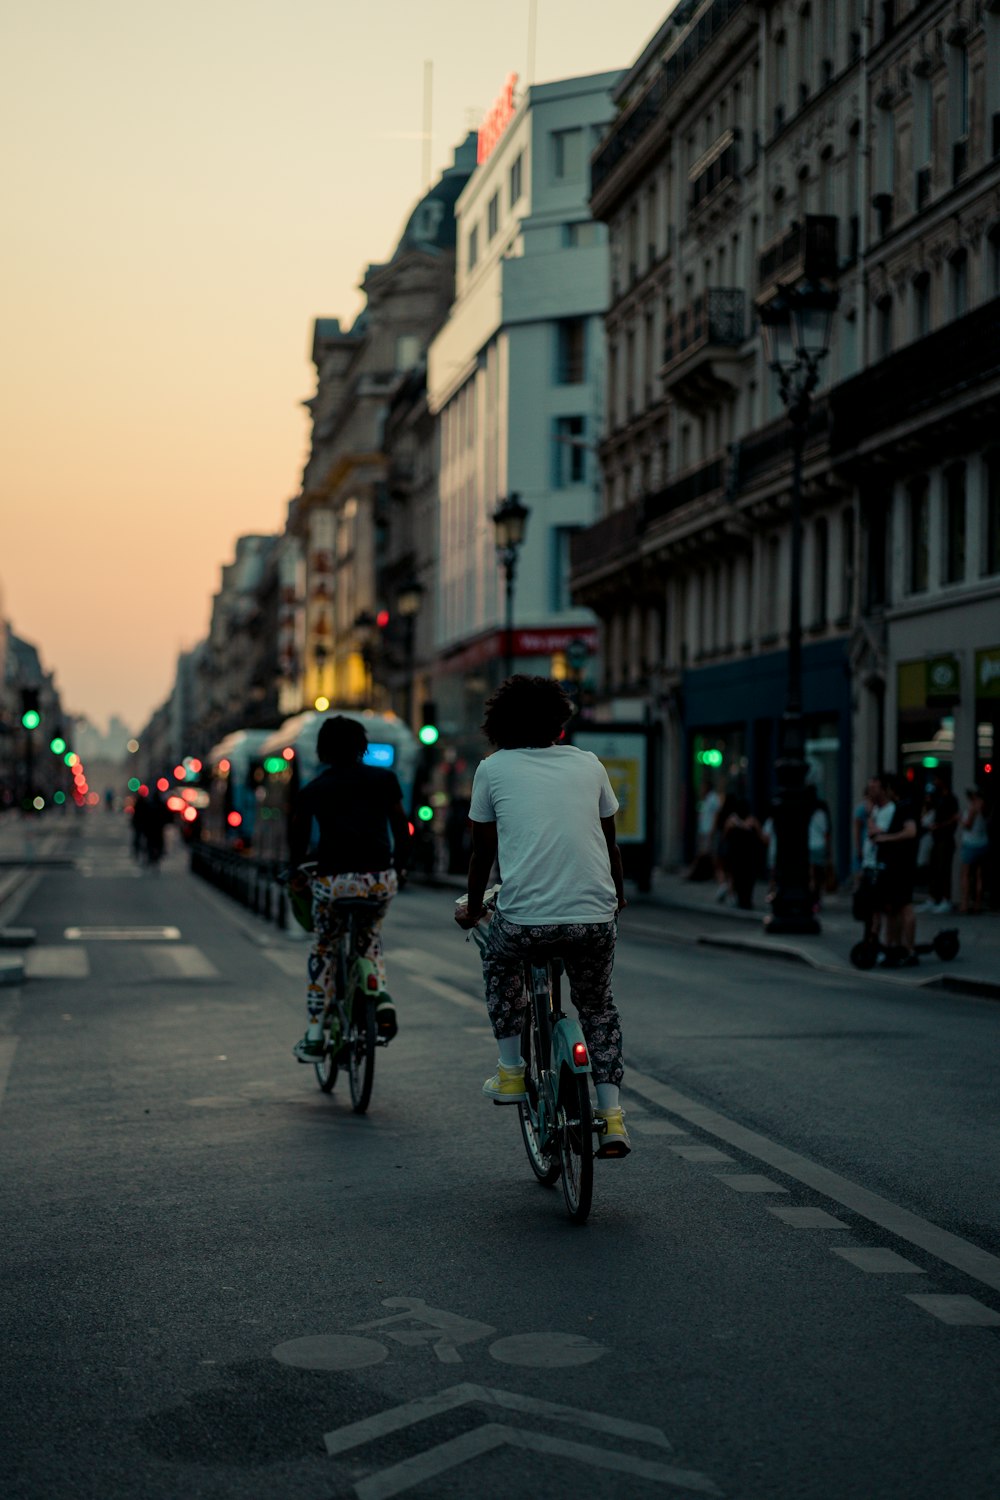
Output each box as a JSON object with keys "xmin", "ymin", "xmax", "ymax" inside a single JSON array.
[{"xmin": 1, "ymin": 0, "xmax": 668, "ymax": 731}]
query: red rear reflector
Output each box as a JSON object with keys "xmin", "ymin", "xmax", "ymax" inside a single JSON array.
[
  {"xmin": 572, "ymin": 1042, "xmax": 589, "ymax": 1065},
  {"xmin": 367, "ymin": 974, "xmax": 379, "ymax": 990}
]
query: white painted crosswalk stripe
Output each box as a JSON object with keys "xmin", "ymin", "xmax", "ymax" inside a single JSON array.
[
  {"xmin": 832, "ymin": 1247, "xmax": 923, "ymax": 1274},
  {"xmin": 24, "ymin": 947, "xmax": 90, "ymax": 979},
  {"xmin": 906, "ymin": 1295, "xmax": 1000, "ymax": 1326}
]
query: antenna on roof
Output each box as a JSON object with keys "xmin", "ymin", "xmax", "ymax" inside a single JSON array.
[{"xmin": 422, "ymin": 60, "xmax": 433, "ymax": 190}]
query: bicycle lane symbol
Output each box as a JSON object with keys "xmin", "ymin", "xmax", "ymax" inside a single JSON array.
[{"xmin": 272, "ymin": 1295, "xmax": 607, "ymax": 1371}]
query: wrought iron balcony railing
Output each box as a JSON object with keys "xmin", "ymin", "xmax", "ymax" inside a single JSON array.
[
  {"xmin": 663, "ymin": 288, "xmax": 745, "ymax": 371},
  {"xmin": 689, "ymin": 130, "xmax": 740, "ymax": 210},
  {"xmin": 757, "ymin": 215, "xmax": 838, "ymax": 297}
]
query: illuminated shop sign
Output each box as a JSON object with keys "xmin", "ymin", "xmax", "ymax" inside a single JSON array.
[{"xmin": 478, "ymin": 72, "xmax": 518, "ymax": 164}]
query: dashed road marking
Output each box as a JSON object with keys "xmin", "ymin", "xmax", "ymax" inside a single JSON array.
[
  {"xmin": 625, "ymin": 1067, "xmax": 1000, "ymax": 1296},
  {"xmin": 768, "ymin": 1207, "xmax": 849, "ymax": 1229},
  {"xmin": 670, "ymin": 1144, "xmax": 734, "ymax": 1163},
  {"xmin": 906, "ymin": 1295, "xmax": 1000, "ymax": 1326},
  {"xmin": 64, "ymin": 926, "xmax": 180, "ymax": 941},
  {"xmin": 832, "ymin": 1247, "xmax": 923, "ymax": 1274},
  {"xmin": 715, "ymin": 1173, "xmax": 789, "ymax": 1194},
  {"xmin": 24, "ymin": 947, "xmax": 89, "ymax": 979},
  {"xmin": 406, "ymin": 973, "xmax": 483, "ymax": 1013}
]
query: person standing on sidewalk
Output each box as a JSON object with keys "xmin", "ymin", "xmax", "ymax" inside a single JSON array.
[
  {"xmin": 871, "ymin": 773, "xmax": 919, "ymax": 964},
  {"xmin": 920, "ymin": 771, "xmax": 959, "ymax": 914},
  {"xmin": 959, "ymin": 786, "xmax": 990, "ymax": 915}
]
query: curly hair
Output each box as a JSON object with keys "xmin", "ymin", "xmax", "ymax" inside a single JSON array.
[
  {"xmin": 481, "ymin": 675, "xmax": 575, "ymax": 749},
  {"xmin": 317, "ymin": 715, "xmax": 368, "ymax": 766}
]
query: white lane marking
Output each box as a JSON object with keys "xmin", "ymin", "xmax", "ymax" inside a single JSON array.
[
  {"xmin": 715, "ymin": 1174, "xmax": 789, "ymax": 1194},
  {"xmin": 831, "ymin": 1247, "xmax": 923, "ymax": 1273},
  {"xmin": 0, "ymin": 1037, "xmax": 19, "ymax": 1110},
  {"xmin": 354, "ymin": 1424, "xmax": 721, "ymax": 1500},
  {"xmin": 625, "ymin": 1068, "xmax": 1000, "ymax": 1296},
  {"xmin": 392, "ymin": 946, "xmax": 476, "ymax": 982},
  {"xmin": 24, "ymin": 947, "xmax": 89, "ymax": 979},
  {"xmin": 64, "ymin": 926, "xmax": 180, "ymax": 941},
  {"xmin": 161, "ymin": 945, "xmax": 220, "ymax": 979},
  {"xmin": 261, "ymin": 947, "xmax": 303, "ymax": 979},
  {"xmin": 631, "ymin": 1120, "xmax": 690, "ymax": 1137},
  {"xmin": 324, "ymin": 1382, "xmax": 676, "ymax": 1457},
  {"xmin": 768, "ymin": 1207, "xmax": 849, "ymax": 1230},
  {"xmin": 906, "ymin": 1295, "xmax": 1000, "ymax": 1326},
  {"xmin": 406, "ymin": 973, "xmax": 483, "ymax": 1013},
  {"xmin": 273, "ymin": 1335, "xmax": 388, "ymax": 1370},
  {"xmin": 487, "ymin": 1333, "xmax": 605, "ymax": 1368},
  {"xmin": 670, "ymin": 1144, "xmax": 734, "ymax": 1163}
]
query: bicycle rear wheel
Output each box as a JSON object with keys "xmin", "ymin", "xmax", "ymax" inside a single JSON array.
[
  {"xmin": 348, "ymin": 998, "xmax": 377, "ymax": 1113},
  {"xmin": 315, "ymin": 1031, "xmax": 338, "ymax": 1093},
  {"xmin": 557, "ymin": 1069, "xmax": 594, "ymax": 1224},
  {"xmin": 518, "ymin": 1010, "xmax": 559, "ymax": 1186}
]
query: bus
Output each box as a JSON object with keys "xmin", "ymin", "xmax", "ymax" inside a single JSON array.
[{"xmin": 202, "ymin": 728, "xmax": 275, "ymax": 851}]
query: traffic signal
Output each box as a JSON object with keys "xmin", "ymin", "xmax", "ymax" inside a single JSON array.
[
  {"xmin": 20, "ymin": 687, "xmax": 41, "ymax": 730},
  {"xmin": 50, "ymin": 730, "xmax": 67, "ymax": 755},
  {"xmin": 416, "ymin": 804, "xmax": 434, "ymax": 822},
  {"xmin": 418, "ymin": 701, "xmax": 439, "ymax": 747}
]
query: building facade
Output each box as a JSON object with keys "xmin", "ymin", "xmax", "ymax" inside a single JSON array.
[
  {"xmin": 572, "ymin": 0, "xmax": 1000, "ymax": 873},
  {"xmin": 426, "ymin": 71, "xmax": 623, "ymax": 751}
]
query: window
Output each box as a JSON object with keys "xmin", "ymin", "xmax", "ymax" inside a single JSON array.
[
  {"xmin": 943, "ymin": 463, "xmax": 966, "ymax": 584},
  {"xmin": 551, "ymin": 526, "xmax": 581, "ymax": 611},
  {"xmin": 949, "ymin": 250, "xmax": 968, "ymax": 319},
  {"xmin": 840, "ymin": 506, "xmax": 856, "ymax": 619},
  {"xmin": 908, "ymin": 476, "xmax": 929, "ymax": 593},
  {"xmin": 509, "ymin": 151, "xmax": 523, "ymax": 207},
  {"xmin": 553, "ymin": 416, "xmax": 586, "ymax": 487},
  {"xmin": 876, "ymin": 295, "xmax": 893, "ymax": 358},
  {"xmin": 555, "ymin": 319, "xmax": 586, "ymax": 384},
  {"xmin": 487, "ymin": 192, "xmax": 499, "ymax": 241},
  {"xmin": 985, "ymin": 450, "xmax": 1000, "ymax": 577},
  {"xmin": 912, "ymin": 273, "xmax": 931, "ymax": 339},
  {"xmin": 813, "ymin": 515, "xmax": 829, "ymax": 627},
  {"xmin": 394, "ymin": 334, "xmax": 421, "ymax": 371},
  {"xmin": 865, "ymin": 496, "xmax": 889, "ymax": 608},
  {"xmin": 467, "ymin": 225, "xmax": 479, "ymax": 271},
  {"xmin": 563, "ymin": 221, "xmax": 599, "ymax": 248},
  {"xmin": 552, "ymin": 128, "xmax": 583, "ymax": 181},
  {"xmin": 990, "ymin": 226, "xmax": 1000, "ymax": 297}
]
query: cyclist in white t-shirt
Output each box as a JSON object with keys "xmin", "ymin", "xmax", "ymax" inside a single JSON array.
[{"xmin": 454, "ymin": 676, "xmax": 630, "ymax": 1157}]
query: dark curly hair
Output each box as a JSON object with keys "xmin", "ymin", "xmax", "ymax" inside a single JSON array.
[
  {"xmin": 481, "ymin": 675, "xmax": 575, "ymax": 749},
  {"xmin": 317, "ymin": 715, "xmax": 368, "ymax": 766}
]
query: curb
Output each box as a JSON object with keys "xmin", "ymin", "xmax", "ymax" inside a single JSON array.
[
  {"xmin": 696, "ymin": 934, "xmax": 817, "ymax": 966},
  {"xmin": 0, "ymin": 956, "xmax": 25, "ymax": 987},
  {"xmin": 922, "ymin": 974, "xmax": 1000, "ymax": 1001}
]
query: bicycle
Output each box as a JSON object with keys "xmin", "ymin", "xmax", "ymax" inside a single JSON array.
[
  {"xmin": 288, "ymin": 865, "xmax": 387, "ymax": 1114},
  {"xmin": 464, "ymin": 891, "xmax": 600, "ymax": 1225}
]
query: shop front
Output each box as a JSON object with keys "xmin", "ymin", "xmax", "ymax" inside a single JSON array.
[{"xmin": 681, "ymin": 638, "xmax": 853, "ymax": 876}]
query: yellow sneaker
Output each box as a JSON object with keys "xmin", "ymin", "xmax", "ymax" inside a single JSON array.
[
  {"xmin": 482, "ymin": 1063, "xmax": 527, "ymax": 1105},
  {"xmin": 595, "ymin": 1106, "xmax": 631, "ymax": 1158}
]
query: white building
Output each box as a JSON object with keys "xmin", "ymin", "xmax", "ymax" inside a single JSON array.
[{"xmin": 427, "ymin": 70, "xmax": 623, "ymax": 742}]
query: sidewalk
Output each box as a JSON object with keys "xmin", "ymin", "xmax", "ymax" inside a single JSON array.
[
  {"xmin": 0, "ymin": 814, "xmax": 78, "ymax": 914},
  {"xmin": 630, "ymin": 870, "xmax": 1000, "ymax": 999}
]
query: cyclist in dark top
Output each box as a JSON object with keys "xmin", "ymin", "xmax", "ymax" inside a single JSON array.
[{"xmin": 288, "ymin": 716, "xmax": 410, "ymax": 1063}]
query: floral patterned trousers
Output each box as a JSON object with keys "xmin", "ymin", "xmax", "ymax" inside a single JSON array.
[
  {"xmin": 307, "ymin": 869, "xmax": 397, "ymax": 1023},
  {"xmin": 481, "ymin": 911, "xmax": 623, "ymax": 1085}
]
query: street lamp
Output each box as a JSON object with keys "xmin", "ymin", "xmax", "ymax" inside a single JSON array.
[
  {"xmin": 758, "ymin": 281, "xmax": 839, "ymax": 936},
  {"xmin": 396, "ymin": 578, "xmax": 425, "ymax": 727},
  {"xmin": 493, "ymin": 492, "xmax": 530, "ymax": 680}
]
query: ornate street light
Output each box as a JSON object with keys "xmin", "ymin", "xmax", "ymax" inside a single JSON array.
[
  {"xmin": 758, "ymin": 281, "xmax": 839, "ymax": 936},
  {"xmin": 493, "ymin": 493, "xmax": 530, "ymax": 680}
]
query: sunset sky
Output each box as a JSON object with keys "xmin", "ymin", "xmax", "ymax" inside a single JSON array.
[{"xmin": 2, "ymin": 0, "xmax": 667, "ymax": 733}]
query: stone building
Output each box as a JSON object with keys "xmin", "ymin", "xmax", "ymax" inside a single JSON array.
[{"xmin": 572, "ymin": 0, "xmax": 1000, "ymax": 871}]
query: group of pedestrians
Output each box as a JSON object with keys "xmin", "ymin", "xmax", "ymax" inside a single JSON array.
[{"xmin": 694, "ymin": 779, "xmax": 832, "ymax": 913}]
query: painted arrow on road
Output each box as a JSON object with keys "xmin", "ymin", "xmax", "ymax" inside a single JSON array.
[{"xmin": 323, "ymin": 1382, "xmax": 722, "ymax": 1498}]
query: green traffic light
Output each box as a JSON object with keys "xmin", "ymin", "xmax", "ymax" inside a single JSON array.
[
  {"xmin": 416, "ymin": 805, "xmax": 434, "ymax": 822},
  {"xmin": 127, "ymin": 777, "xmax": 141, "ymax": 792},
  {"xmin": 54, "ymin": 790, "xmax": 66, "ymax": 805},
  {"xmin": 21, "ymin": 710, "xmax": 41, "ymax": 730},
  {"xmin": 50, "ymin": 736, "xmax": 67, "ymax": 755},
  {"xmin": 418, "ymin": 724, "xmax": 440, "ymax": 747}
]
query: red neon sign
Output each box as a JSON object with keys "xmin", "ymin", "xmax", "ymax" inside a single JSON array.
[{"xmin": 477, "ymin": 72, "xmax": 518, "ymax": 164}]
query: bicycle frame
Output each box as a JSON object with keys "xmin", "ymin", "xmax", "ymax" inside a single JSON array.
[{"xmin": 525, "ymin": 957, "xmax": 591, "ymax": 1146}]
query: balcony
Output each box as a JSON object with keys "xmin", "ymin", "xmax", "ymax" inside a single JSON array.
[
  {"xmin": 661, "ymin": 288, "xmax": 745, "ymax": 405},
  {"xmin": 689, "ymin": 130, "xmax": 740, "ymax": 212},
  {"xmin": 831, "ymin": 295, "xmax": 1000, "ymax": 459},
  {"xmin": 644, "ymin": 457, "xmax": 724, "ymax": 526},
  {"xmin": 591, "ymin": 0, "xmax": 749, "ymax": 208},
  {"xmin": 569, "ymin": 504, "xmax": 642, "ymax": 587},
  {"xmin": 757, "ymin": 215, "xmax": 838, "ymax": 301}
]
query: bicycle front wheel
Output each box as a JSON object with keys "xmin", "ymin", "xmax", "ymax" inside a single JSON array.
[
  {"xmin": 315, "ymin": 1035, "xmax": 338, "ymax": 1093},
  {"xmin": 348, "ymin": 998, "xmax": 377, "ymax": 1113},
  {"xmin": 557, "ymin": 1069, "xmax": 594, "ymax": 1225},
  {"xmin": 518, "ymin": 1010, "xmax": 558, "ymax": 1186}
]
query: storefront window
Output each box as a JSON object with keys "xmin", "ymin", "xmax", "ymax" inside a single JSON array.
[
  {"xmin": 692, "ymin": 729, "xmax": 748, "ymax": 803},
  {"xmin": 898, "ymin": 658, "xmax": 958, "ymax": 784}
]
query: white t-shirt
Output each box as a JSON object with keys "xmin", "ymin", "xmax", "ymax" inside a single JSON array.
[
  {"xmin": 862, "ymin": 801, "xmax": 895, "ymax": 868},
  {"xmin": 469, "ymin": 745, "xmax": 620, "ymax": 925}
]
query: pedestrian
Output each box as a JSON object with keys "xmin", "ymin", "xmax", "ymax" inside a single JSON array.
[
  {"xmin": 807, "ymin": 784, "xmax": 832, "ymax": 911},
  {"xmin": 851, "ymin": 789, "xmax": 871, "ymax": 876},
  {"xmin": 918, "ymin": 771, "xmax": 958, "ymax": 914},
  {"xmin": 723, "ymin": 796, "xmax": 764, "ymax": 909},
  {"xmin": 714, "ymin": 784, "xmax": 738, "ymax": 903},
  {"xmin": 870, "ymin": 772, "xmax": 919, "ymax": 964},
  {"xmin": 959, "ymin": 786, "xmax": 989, "ymax": 915},
  {"xmin": 690, "ymin": 779, "xmax": 721, "ymax": 882}
]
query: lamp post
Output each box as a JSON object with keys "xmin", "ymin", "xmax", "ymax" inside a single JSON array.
[
  {"xmin": 492, "ymin": 493, "xmax": 530, "ymax": 680},
  {"xmin": 758, "ymin": 281, "xmax": 838, "ymax": 936},
  {"xmin": 396, "ymin": 577, "xmax": 425, "ymax": 729}
]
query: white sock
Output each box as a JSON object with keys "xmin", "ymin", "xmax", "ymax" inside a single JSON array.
[
  {"xmin": 306, "ymin": 1021, "xmax": 322, "ymax": 1040},
  {"xmin": 595, "ymin": 1083, "xmax": 620, "ymax": 1111},
  {"xmin": 497, "ymin": 1037, "xmax": 524, "ymax": 1069}
]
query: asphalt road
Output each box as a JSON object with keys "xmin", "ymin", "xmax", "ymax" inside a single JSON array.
[{"xmin": 2, "ymin": 820, "xmax": 999, "ymax": 1500}]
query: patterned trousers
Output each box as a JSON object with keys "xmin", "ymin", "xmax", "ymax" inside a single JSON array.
[
  {"xmin": 306, "ymin": 869, "xmax": 397, "ymax": 1023},
  {"xmin": 481, "ymin": 911, "xmax": 623, "ymax": 1085}
]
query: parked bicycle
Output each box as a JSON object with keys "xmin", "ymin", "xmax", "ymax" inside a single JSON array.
[{"xmin": 464, "ymin": 890, "xmax": 603, "ymax": 1224}]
